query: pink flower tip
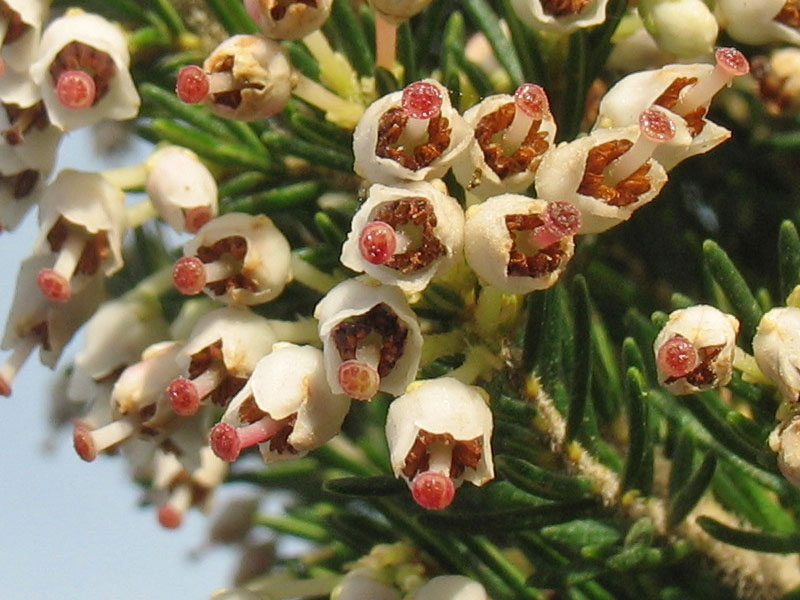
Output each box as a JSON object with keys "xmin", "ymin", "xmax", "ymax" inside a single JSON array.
[
  {"xmin": 184, "ymin": 207, "xmax": 213, "ymax": 234},
  {"xmin": 176, "ymin": 65, "xmax": 210, "ymax": 104},
  {"xmin": 657, "ymin": 334, "xmax": 699, "ymax": 379},
  {"xmin": 639, "ymin": 108, "xmax": 676, "ymax": 143},
  {"xmin": 167, "ymin": 377, "xmax": 201, "ymax": 416},
  {"xmin": 0, "ymin": 375, "xmax": 11, "ymax": 397},
  {"xmin": 72, "ymin": 421, "xmax": 97, "ymax": 462},
  {"xmin": 337, "ymin": 359, "xmax": 380, "ymax": 401},
  {"xmin": 402, "ymin": 81, "xmax": 443, "ymax": 120},
  {"xmin": 411, "ymin": 471, "xmax": 455, "ymax": 510},
  {"xmin": 37, "ymin": 269, "xmax": 71, "ymax": 303},
  {"xmin": 359, "ymin": 221, "xmax": 397, "ymax": 265},
  {"xmin": 210, "ymin": 422, "xmax": 242, "ymax": 462},
  {"xmin": 158, "ymin": 504, "xmax": 184, "ymax": 529},
  {"xmin": 56, "ymin": 70, "xmax": 96, "ymax": 110},
  {"xmin": 173, "ymin": 256, "xmax": 207, "ymax": 296},
  {"xmin": 514, "ymin": 83, "xmax": 549, "ymax": 119},
  {"xmin": 716, "ymin": 47, "xmax": 749, "ymax": 77}
]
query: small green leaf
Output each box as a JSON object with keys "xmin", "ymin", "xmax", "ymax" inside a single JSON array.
[
  {"xmin": 496, "ymin": 455, "xmax": 594, "ymax": 501},
  {"xmin": 668, "ymin": 428, "xmax": 696, "ymax": 498},
  {"xmin": 203, "ymin": 0, "xmax": 258, "ymax": 34},
  {"xmin": 222, "ymin": 181, "xmax": 324, "ymax": 214},
  {"xmin": 329, "ymin": 0, "xmax": 374, "ymax": 76},
  {"xmin": 567, "ymin": 276, "xmax": 592, "ymax": 441},
  {"xmin": 462, "ymin": 0, "xmax": 524, "ymax": 86},
  {"xmin": 540, "ymin": 520, "xmax": 622, "ymax": 550},
  {"xmin": 263, "ymin": 131, "xmax": 355, "ymax": 172},
  {"xmin": 668, "ymin": 451, "xmax": 716, "ymax": 528},
  {"xmin": 218, "ymin": 171, "xmax": 270, "ymax": 199},
  {"xmin": 697, "ymin": 517, "xmax": 800, "ymax": 553},
  {"xmin": 622, "ymin": 368, "xmax": 649, "ymax": 493},
  {"xmin": 323, "ymin": 475, "xmax": 406, "ymax": 496},
  {"xmin": 779, "ymin": 220, "xmax": 800, "ymax": 300}
]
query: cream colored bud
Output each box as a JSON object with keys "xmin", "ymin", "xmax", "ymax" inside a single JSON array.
[
  {"xmin": 368, "ymin": 0, "xmax": 433, "ymax": 24},
  {"xmin": 509, "ymin": 0, "xmax": 609, "ymax": 33},
  {"xmin": 638, "ymin": 0, "xmax": 718, "ymax": 59},
  {"xmin": 246, "ymin": 0, "xmax": 332, "ymax": 39},
  {"xmin": 413, "ymin": 576, "xmax": 489, "ymax": 600},
  {"xmin": 753, "ymin": 307, "xmax": 800, "ymax": 403},
  {"xmin": 715, "ymin": 0, "xmax": 800, "ymax": 46}
]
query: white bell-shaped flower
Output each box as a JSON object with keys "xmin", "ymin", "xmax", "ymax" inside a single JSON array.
[
  {"xmin": 353, "ymin": 79, "xmax": 473, "ymax": 185},
  {"xmin": 413, "ymin": 576, "xmax": 489, "ymax": 600},
  {"xmin": 245, "ymin": 0, "xmax": 333, "ymax": 39},
  {"xmin": 653, "ymin": 305, "xmax": 739, "ymax": 396},
  {"xmin": 638, "ymin": 0, "xmax": 718, "ymax": 59},
  {"xmin": 536, "ymin": 118, "xmax": 670, "ymax": 233},
  {"xmin": 754, "ymin": 48, "xmax": 800, "ymax": 115},
  {"xmin": 368, "ymin": 0, "xmax": 433, "ymax": 24},
  {"xmin": 715, "ymin": 0, "xmax": 800, "ymax": 46},
  {"xmin": 29, "ymin": 9, "xmax": 140, "ymax": 131},
  {"xmin": 453, "ymin": 84, "xmax": 556, "ymax": 199},
  {"xmin": 146, "ymin": 146, "xmax": 219, "ymax": 234},
  {"xmin": 464, "ymin": 194, "xmax": 578, "ymax": 294},
  {"xmin": 386, "ymin": 377, "xmax": 494, "ymax": 510},
  {"xmin": 167, "ymin": 306, "xmax": 278, "ymax": 416},
  {"xmin": 210, "ymin": 343, "xmax": 351, "ymax": 463},
  {"xmin": 754, "ymin": 307, "xmax": 800, "ymax": 403},
  {"xmin": 770, "ymin": 414, "xmax": 800, "ymax": 489},
  {"xmin": 33, "ymin": 169, "xmax": 126, "ymax": 302},
  {"xmin": 174, "ymin": 212, "xmax": 292, "ymax": 306},
  {"xmin": 509, "ymin": 0, "xmax": 609, "ymax": 33},
  {"xmin": 315, "ymin": 278, "xmax": 423, "ymax": 401},
  {"xmin": 331, "ymin": 568, "xmax": 401, "ymax": 600},
  {"xmin": 340, "ymin": 181, "xmax": 464, "ymax": 294},
  {"xmin": 0, "ymin": 1, "xmax": 48, "ymax": 74}
]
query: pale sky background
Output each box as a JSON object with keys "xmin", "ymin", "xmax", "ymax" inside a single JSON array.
[{"xmin": 0, "ymin": 128, "xmax": 240, "ymax": 599}]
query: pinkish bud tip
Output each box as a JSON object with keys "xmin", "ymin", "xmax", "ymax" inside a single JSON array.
[
  {"xmin": 176, "ymin": 65, "xmax": 210, "ymax": 104},
  {"xmin": 359, "ymin": 221, "xmax": 397, "ymax": 265},
  {"xmin": 56, "ymin": 70, "xmax": 96, "ymax": 110},
  {"xmin": 402, "ymin": 81, "xmax": 443, "ymax": 120},
  {"xmin": 244, "ymin": 0, "xmax": 260, "ymax": 22},
  {"xmin": 173, "ymin": 256, "xmax": 207, "ymax": 296},
  {"xmin": 37, "ymin": 269, "xmax": 71, "ymax": 303},
  {"xmin": 158, "ymin": 504, "xmax": 183, "ymax": 529},
  {"xmin": 167, "ymin": 377, "xmax": 201, "ymax": 416},
  {"xmin": 657, "ymin": 334, "xmax": 699, "ymax": 379},
  {"xmin": 514, "ymin": 83, "xmax": 548, "ymax": 119},
  {"xmin": 411, "ymin": 471, "xmax": 455, "ymax": 510},
  {"xmin": 337, "ymin": 359, "xmax": 380, "ymax": 401},
  {"xmin": 184, "ymin": 207, "xmax": 213, "ymax": 234},
  {"xmin": 0, "ymin": 375, "xmax": 11, "ymax": 397},
  {"xmin": 73, "ymin": 421, "xmax": 97, "ymax": 462},
  {"xmin": 0, "ymin": 57, "xmax": 6, "ymax": 78},
  {"xmin": 210, "ymin": 422, "xmax": 242, "ymax": 463},
  {"xmin": 716, "ymin": 47, "xmax": 749, "ymax": 77},
  {"xmin": 639, "ymin": 108, "xmax": 676, "ymax": 143}
]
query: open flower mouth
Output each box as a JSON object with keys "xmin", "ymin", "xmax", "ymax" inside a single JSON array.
[
  {"xmin": 655, "ymin": 77, "xmax": 706, "ymax": 137},
  {"xmin": 3, "ymin": 103, "xmax": 50, "ymax": 146},
  {"xmin": 663, "ymin": 342, "xmax": 724, "ymax": 387},
  {"xmin": 269, "ymin": 0, "xmax": 318, "ymax": 20},
  {"xmin": 48, "ymin": 41, "xmax": 116, "ymax": 107},
  {"xmin": 331, "ymin": 303, "xmax": 409, "ymax": 378},
  {"xmin": 777, "ymin": 0, "xmax": 800, "ymax": 28},
  {"xmin": 505, "ymin": 213, "xmax": 568, "ymax": 278},
  {"xmin": 208, "ymin": 56, "xmax": 266, "ymax": 110},
  {"xmin": 401, "ymin": 430, "xmax": 482, "ymax": 479},
  {"xmin": 540, "ymin": 0, "xmax": 592, "ymax": 17},
  {"xmin": 185, "ymin": 341, "xmax": 247, "ymax": 406},
  {"xmin": 375, "ymin": 106, "xmax": 452, "ymax": 170},
  {"xmin": 46, "ymin": 217, "xmax": 111, "ymax": 277},
  {"xmin": 0, "ymin": 1, "xmax": 28, "ymax": 46},
  {"xmin": 475, "ymin": 103, "xmax": 549, "ymax": 178},
  {"xmin": 196, "ymin": 235, "xmax": 259, "ymax": 296},
  {"xmin": 1, "ymin": 169, "xmax": 38, "ymax": 199},
  {"xmin": 577, "ymin": 139, "xmax": 652, "ymax": 207},
  {"xmin": 368, "ymin": 197, "xmax": 445, "ymax": 273}
]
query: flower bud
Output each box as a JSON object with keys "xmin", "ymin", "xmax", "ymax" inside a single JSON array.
[
  {"xmin": 314, "ymin": 278, "xmax": 423, "ymax": 400},
  {"xmin": 638, "ymin": 0, "xmax": 718, "ymax": 59},
  {"xmin": 715, "ymin": 0, "xmax": 800, "ymax": 46},
  {"xmin": 413, "ymin": 576, "xmax": 489, "ymax": 600},
  {"xmin": 29, "ymin": 9, "xmax": 140, "ymax": 131},
  {"xmin": 753, "ymin": 307, "xmax": 800, "ymax": 403},
  {"xmin": 176, "ymin": 212, "xmax": 292, "ymax": 306},
  {"xmin": 464, "ymin": 195, "xmax": 577, "ymax": 294},
  {"xmin": 753, "ymin": 48, "xmax": 800, "ymax": 115},
  {"xmin": 770, "ymin": 415, "xmax": 800, "ymax": 489},
  {"xmin": 509, "ymin": 0, "xmax": 610, "ymax": 33},
  {"xmin": 146, "ymin": 146, "xmax": 219, "ymax": 234},
  {"xmin": 332, "ymin": 568, "xmax": 401, "ymax": 600},
  {"xmin": 368, "ymin": 0, "xmax": 433, "ymax": 24},
  {"xmin": 212, "ymin": 343, "xmax": 350, "ymax": 463},
  {"xmin": 353, "ymin": 79, "xmax": 473, "ymax": 185},
  {"xmin": 245, "ymin": 0, "xmax": 332, "ymax": 39},
  {"xmin": 0, "ymin": 1, "xmax": 48, "ymax": 75},
  {"xmin": 386, "ymin": 378, "xmax": 494, "ymax": 510},
  {"xmin": 653, "ymin": 305, "xmax": 739, "ymax": 395},
  {"xmin": 340, "ymin": 182, "xmax": 464, "ymax": 293}
]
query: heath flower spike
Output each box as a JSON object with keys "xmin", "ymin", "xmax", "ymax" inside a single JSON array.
[
  {"xmin": 244, "ymin": 0, "xmax": 333, "ymax": 40},
  {"xmin": 340, "ymin": 182, "xmax": 464, "ymax": 294},
  {"xmin": 315, "ymin": 278, "xmax": 423, "ymax": 400},
  {"xmin": 716, "ymin": 0, "xmax": 800, "ymax": 47},
  {"xmin": 168, "ymin": 306, "xmax": 277, "ymax": 416},
  {"xmin": 211, "ymin": 343, "xmax": 350, "ymax": 463},
  {"xmin": 353, "ymin": 79, "xmax": 473, "ymax": 185},
  {"xmin": 413, "ymin": 576, "xmax": 489, "ymax": 600},
  {"xmin": 754, "ymin": 307, "xmax": 800, "ymax": 403},
  {"xmin": 464, "ymin": 195, "xmax": 578, "ymax": 294},
  {"xmin": 453, "ymin": 84, "xmax": 556, "ymax": 199},
  {"xmin": 509, "ymin": 0, "xmax": 609, "ymax": 33},
  {"xmin": 146, "ymin": 146, "xmax": 219, "ymax": 234},
  {"xmin": 175, "ymin": 212, "xmax": 292, "ymax": 306},
  {"xmin": 33, "ymin": 169, "xmax": 125, "ymax": 302},
  {"xmin": 29, "ymin": 9, "xmax": 140, "ymax": 131},
  {"xmin": 386, "ymin": 378, "xmax": 494, "ymax": 510},
  {"xmin": 654, "ymin": 305, "xmax": 739, "ymax": 395}
]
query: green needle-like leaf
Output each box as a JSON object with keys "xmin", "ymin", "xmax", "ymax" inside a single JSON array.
[
  {"xmin": 697, "ymin": 517, "xmax": 800, "ymax": 553},
  {"xmin": 668, "ymin": 451, "xmax": 716, "ymax": 528},
  {"xmin": 462, "ymin": 0, "xmax": 525, "ymax": 87},
  {"xmin": 779, "ymin": 220, "xmax": 800, "ymax": 300},
  {"xmin": 567, "ymin": 276, "xmax": 592, "ymax": 441},
  {"xmin": 496, "ymin": 455, "xmax": 594, "ymax": 501}
]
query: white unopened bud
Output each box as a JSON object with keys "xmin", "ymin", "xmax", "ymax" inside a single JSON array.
[
  {"xmin": 315, "ymin": 278, "xmax": 423, "ymax": 400},
  {"xmin": 770, "ymin": 415, "xmax": 800, "ymax": 488},
  {"xmin": 715, "ymin": 0, "xmax": 800, "ymax": 46},
  {"xmin": 353, "ymin": 80, "xmax": 473, "ymax": 185},
  {"xmin": 146, "ymin": 146, "xmax": 218, "ymax": 234},
  {"xmin": 653, "ymin": 305, "xmax": 739, "ymax": 395},
  {"xmin": 509, "ymin": 0, "xmax": 609, "ymax": 33},
  {"xmin": 332, "ymin": 568, "xmax": 401, "ymax": 600},
  {"xmin": 245, "ymin": 0, "xmax": 333, "ymax": 39},
  {"xmin": 638, "ymin": 0, "xmax": 718, "ymax": 59},
  {"xmin": 413, "ymin": 576, "xmax": 489, "ymax": 600},
  {"xmin": 368, "ymin": 0, "xmax": 433, "ymax": 24},
  {"xmin": 1, "ymin": 1, "xmax": 48, "ymax": 74},
  {"xmin": 340, "ymin": 182, "xmax": 464, "ymax": 293},
  {"xmin": 754, "ymin": 307, "xmax": 800, "ymax": 403}
]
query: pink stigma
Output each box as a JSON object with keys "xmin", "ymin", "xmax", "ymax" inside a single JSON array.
[
  {"xmin": 359, "ymin": 221, "xmax": 397, "ymax": 265},
  {"xmin": 544, "ymin": 202, "xmax": 581, "ymax": 238},
  {"xmin": 402, "ymin": 81, "xmax": 443, "ymax": 120},
  {"xmin": 639, "ymin": 108, "xmax": 676, "ymax": 143},
  {"xmin": 411, "ymin": 471, "xmax": 455, "ymax": 510},
  {"xmin": 37, "ymin": 269, "xmax": 71, "ymax": 302},
  {"xmin": 184, "ymin": 207, "xmax": 212, "ymax": 234},
  {"xmin": 210, "ymin": 422, "xmax": 243, "ymax": 462},
  {"xmin": 337, "ymin": 359, "xmax": 380, "ymax": 401},
  {"xmin": 514, "ymin": 83, "xmax": 548, "ymax": 119},
  {"xmin": 176, "ymin": 65, "xmax": 210, "ymax": 104},
  {"xmin": 716, "ymin": 47, "xmax": 749, "ymax": 77},
  {"xmin": 56, "ymin": 70, "xmax": 96, "ymax": 110},
  {"xmin": 173, "ymin": 256, "xmax": 207, "ymax": 295},
  {"xmin": 158, "ymin": 504, "xmax": 183, "ymax": 529},
  {"xmin": 167, "ymin": 378, "xmax": 201, "ymax": 416},
  {"xmin": 73, "ymin": 421, "xmax": 97, "ymax": 462},
  {"xmin": 657, "ymin": 335, "xmax": 699, "ymax": 379}
]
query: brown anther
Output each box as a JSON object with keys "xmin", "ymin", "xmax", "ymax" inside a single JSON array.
[
  {"xmin": 331, "ymin": 303, "xmax": 409, "ymax": 377},
  {"xmin": 577, "ymin": 140, "xmax": 652, "ymax": 208},
  {"xmin": 474, "ymin": 103, "xmax": 550, "ymax": 178},
  {"xmin": 654, "ymin": 77, "xmax": 706, "ymax": 136},
  {"xmin": 777, "ymin": 0, "xmax": 800, "ymax": 27},
  {"xmin": 401, "ymin": 430, "xmax": 483, "ymax": 479},
  {"xmin": 187, "ymin": 341, "xmax": 247, "ymax": 407},
  {"xmin": 206, "ymin": 55, "xmax": 264, "ymax": 110},
  {"xmin": 269, "ymin": 0, "xmax": 318, "ymax": 20},
  {"xmin": 372, "ymin": 197, "xmax": 445, "ymax": 273},
  {"xmin": 665, "ymin": 344, "xmax": 724, "ymax": 387},
  {"xmin": 3, "ymin": 103, "xmax": 49, "ymax": 145},
  {"xmin": 2, "ymin": 169, "xmax": 39, "ymax": 199},
  {"xmin": 504, "ymin": 213, "xmax": 568, "ymax": 278},
  {"xmin": 540, "ymin": 0, "xmax": 591, "ymax": 17},
  {"xmin": 0, "ymin": 1, "xmax": 28, "ymax": 46},
  {"xmin": 45, "ymin": 217, "xmax": 111, "ymax": 277},
  {"xmin": 375, "ymin": 106, "xmax": 452, "ymax": 171},
  {"xmin": 195, "ymin": 235, "xmax": 260, "ymax": 298},
  {"xmin": 235, "ymin": 395, "xmax": 298, "ymax": 454},
  {"xmin": 48, "ymin": 42, "xmax": 116, "ymax": 107}
]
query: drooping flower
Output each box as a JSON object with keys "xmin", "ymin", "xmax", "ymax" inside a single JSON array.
[
  {"xmin": 753, "ymin": 307, "xmax": 800, "ymax": 403},
  {"xmin": 509, "ymin": 0, "xmax": 610, "ymax": 33},
  {"xmin": 638, "ymin": 0, "xmax": 719, "ymax": 59},
  {"xmin": 715, "ymin": 0, "xmax": 800, "ymax": 47},
  {"xmin": 244, "ymin": 0, "xmax": 333, "ymax": 40}
]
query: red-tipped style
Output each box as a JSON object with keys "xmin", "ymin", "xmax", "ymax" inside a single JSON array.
[
  {"xmin": 56, "ymin": 71, "xmax": 96, "ymax": 110},
  {"xmin": 514, "ymin": 83, "xmax": 548, "ymax": 119},
  {"xmin": 173, "ymin": 256, "xmax": 207, "ymax": 295},
  {"xmin": 167, "ymin": 377, "xmax": 202, "ymax": 416},
  {"xmin": 411, "ymin": 471, "xmax": 455, "ymax": 510},
  {"xmin": 657, "ymin": 334, "xmax": 699, "ymax": 379},
  {"xmin": 359, "ymin": 221, "xmax": 398, "ymax": 265},
  {"xmin": 402, "ymin": 81, "xmax": 443, "ymax": 120},
  {"xmin": 337, "ymin": 359, "xmax": 380, "ymax": 401},
  {"xmin": 36, "ymin": 269, "xmax": 71, "ymax": 302},
  {"xmin": 176, "ymin": 65, "xmax": 210, "ymax": 104}
]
